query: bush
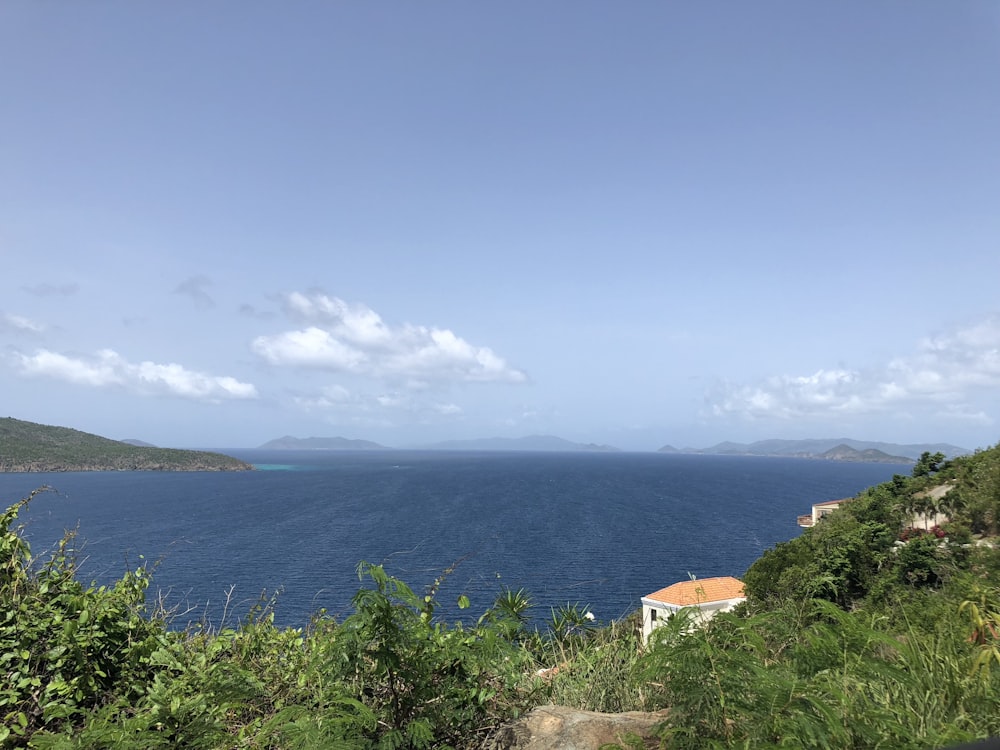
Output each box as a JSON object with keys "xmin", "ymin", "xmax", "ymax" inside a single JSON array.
[{"xmin": 0, "ymin": 489, "xmax": 166, "ymax": 748}]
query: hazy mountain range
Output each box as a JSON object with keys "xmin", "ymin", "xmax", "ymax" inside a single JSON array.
[
  {"xmin": 1, "ymin": 415, "xmax": 972, "ymax": 466},
  {"xmin": 257, "ymin": 434, "xmax": 618, "ymax": 452},
  {"xmin": 659, "ymin": 438, "xmax": 968, "ymax": 462},
  {"xmin": 258, "ymin": 434, "xmax": 968, "ymax": 461}
]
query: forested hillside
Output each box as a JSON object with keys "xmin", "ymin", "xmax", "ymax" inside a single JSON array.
[
  {"xmin": 0, "ymin": 417, "xmax": 252, "ymax": 472},
  {"xmin": 2, "ymin": 443, "xmax": 999, "ymax": 748}
]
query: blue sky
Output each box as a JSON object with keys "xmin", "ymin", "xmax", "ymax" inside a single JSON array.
[{"xmin": 2, "ymin": 3, "xmax": 999, "ymax": 451}]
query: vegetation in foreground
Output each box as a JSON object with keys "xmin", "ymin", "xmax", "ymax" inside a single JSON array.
[
  {"xmin": 0, "ymin": 417, "xmax": 252, "ymax": 472},
  {"xmin": 3, "ymin": 444, "xmax": 1000, "ymax": 748}
]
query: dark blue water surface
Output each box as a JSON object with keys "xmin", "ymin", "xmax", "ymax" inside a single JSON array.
[{"xmin": 1, "ymin": 451, "xmax": 906, "ymax": 628}]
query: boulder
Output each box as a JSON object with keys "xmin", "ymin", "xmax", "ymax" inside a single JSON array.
[{"xmin": 484, "ymin": 705, "xmax": 668, "ymax": 750}]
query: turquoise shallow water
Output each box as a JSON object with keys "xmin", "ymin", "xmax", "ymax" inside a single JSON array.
[{"xmin": 3, "ymin": 451, "xmax": 906, "ymax": 628}]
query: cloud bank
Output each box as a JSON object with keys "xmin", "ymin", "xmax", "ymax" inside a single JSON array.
[
  {"xmin": 710, "ymin": 316, "xmax": 1000, "ymax": 426},
  {"xmin": 14, "ymin": 348, "xmax": 258, "ymax": 401},
  {"xmin": 252, "ymin": 292, "xmax": 527, "ymax": 386},
  {"xmin": 292, "ymin": 383, "xmax": 462, "ymax": 421}
]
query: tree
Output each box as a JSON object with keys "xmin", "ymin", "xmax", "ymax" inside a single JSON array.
[{"xmin": 913, "ymin": 451, "xmax": 946, "ymax": 478}]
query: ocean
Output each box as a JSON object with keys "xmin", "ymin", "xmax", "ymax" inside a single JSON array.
[{"xmin": 2, "ymin": 451, "xmax": 906, "ymax": 628}]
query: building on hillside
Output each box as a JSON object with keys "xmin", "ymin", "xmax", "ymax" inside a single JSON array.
[
  {"xmin": 797, "ymin": 498, "xmax": 850, "ymax": 528},
  {"xmin": 640, "ymin": 576, "xmax": 746, "ymax": 643},
  {"xmin": 798, "ymin": 484, "xmax": 957, "ymax": 530}
]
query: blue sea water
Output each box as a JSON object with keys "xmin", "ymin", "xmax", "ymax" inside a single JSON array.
[{"xmin": 2, "ymin": 451, "xmax": 906, "ymax": 628}]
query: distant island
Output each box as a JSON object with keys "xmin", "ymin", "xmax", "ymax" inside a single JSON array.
[
  {"xmin": 0, "ymin": 417, "xmax": 253, "ymax": 472},
  {"xmin": 659, "ymin": 438, "xmax": 969, "ymax": 463},
  {"xmin": 816, "ymin": 444, "xmax": 911, "ymax": 464},
  {"xmin": 258, "ymin": 436, "xmax": 389, "ymax": 451}
]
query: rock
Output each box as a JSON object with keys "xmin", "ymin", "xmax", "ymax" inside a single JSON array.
[{"xmin": 484, "ymin": 705, "xmax": 668, "ymax": 750}]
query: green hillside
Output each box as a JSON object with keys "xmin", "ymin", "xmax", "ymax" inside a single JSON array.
[{"xmin": 0, "ymin": 417, "xmax": 252, "ymax": 472}]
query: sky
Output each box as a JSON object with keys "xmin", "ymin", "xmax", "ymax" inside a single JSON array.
[{"xmin": 2, "ymin": 2, "xmax": 999, "ymax": 452}]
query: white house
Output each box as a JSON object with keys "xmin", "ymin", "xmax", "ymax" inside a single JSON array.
[
  {"xmin": 797, "ymin": 498, "xmax": 850, "ymax": 528},
  {"xmin": 640, "ymin": 576, "xmax": 746, "ymax": 643}
]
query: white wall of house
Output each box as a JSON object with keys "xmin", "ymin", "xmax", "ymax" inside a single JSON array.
[
  {"xmin": 640, "ymin": 596, "xmax": 745, "ymax": 643},
  {"xmin": 812, "ymin": 501, "xmax": 846, "ymax": 525},
  {"xmin": 640, "ymin": 600, "xmax": 676, "ymax": 643}
]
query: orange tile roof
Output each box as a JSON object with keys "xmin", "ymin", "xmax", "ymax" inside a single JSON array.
[{"xmin": 645, "ymin": 576, "xmax": 745, "ymax": 606}]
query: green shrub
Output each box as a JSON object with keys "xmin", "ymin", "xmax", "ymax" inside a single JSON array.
[{"xmin": 0, "ymin": 489, "xmax": 168, "ymax": 747}]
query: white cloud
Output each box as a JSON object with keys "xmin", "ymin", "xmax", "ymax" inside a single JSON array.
[
  {"xmin": 253, "ymin": 326, "xmax": 369, "ymax": 370},
  {"xmin": 283, "ymin": 292, "xmax": 392, "ymax": 346},
  {"xmin": 1, "ymin": 312, "xmax": 45, "ymax": 334},
  {"xmin": 13, "ymin": 348, "xmax": 258, "ymax": 401},
  {"xmin": 710, "ymin": 368, "xmax": 868, "ymax": 420},
  {"xmin": 253, "ymin": 292, "xmax": 526, "ymax": 385},
  {"xmin": 710, "ymin": 315, "xmax": 1000, "ymax": 425},
  {"xmin": 16, "ymin": 349, "xmax": 122, "ymax": 387},
  {"xmin": 292, "ymin": 384, "xmax": 463, "ymax": 421}
]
